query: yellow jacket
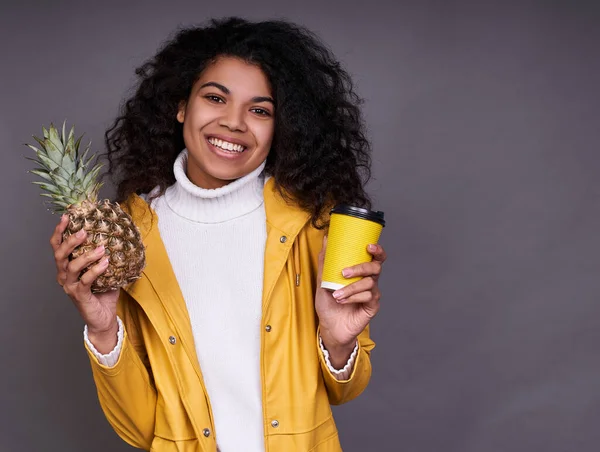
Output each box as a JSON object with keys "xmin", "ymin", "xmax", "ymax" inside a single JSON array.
[{"xmin": 85, "ymin": 177, "xmax": 375, "ymax": 451}]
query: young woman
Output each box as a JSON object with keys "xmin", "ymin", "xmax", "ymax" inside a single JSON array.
[{"xmin": 50, "ymin": 17, "xmax": 387, "ymax": 452}]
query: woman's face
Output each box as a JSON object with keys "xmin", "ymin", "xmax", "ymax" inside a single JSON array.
[{"xmin": 177, "ymin": 57, "xmax": 275, "ymax": 189}]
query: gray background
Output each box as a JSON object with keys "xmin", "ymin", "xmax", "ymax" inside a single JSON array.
[{"xmin": 1, "ymin": 0, "xmax": 599, "ymax": 451}]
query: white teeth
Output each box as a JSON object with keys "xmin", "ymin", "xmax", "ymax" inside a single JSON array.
[{"xmin": 208, "ymin": 137, "xmax": 245, "ymax": 153}]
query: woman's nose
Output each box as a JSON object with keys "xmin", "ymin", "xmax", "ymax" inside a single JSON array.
[{"xmin": 219, "ymin": 105, "xmax": 247, "ymax": 132}]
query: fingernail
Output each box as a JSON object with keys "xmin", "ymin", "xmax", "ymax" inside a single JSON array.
[
  {"xmin": 342, "ymin": 269, "xmax": 352, "ymax": 278},
  {"xmin": 76, "ymin": 229, "xmax": 86, "ymax": 238},
  {"xmin": 368, "ymin": 244, "xmax": 377, "ymax": 252},
  {"xmin": 333, "ymin": 290, "xmax": 344, "ymax": 299},
  {"xmin": 61, "ymin": 214, "xmax": 68, "ymax": 221},
  {"xmin": 95, "ymin": 245, "xmax": 105, "ymax": 254},
  {"xmin": 100, "ymin": 257, "xmax": 109, "ymax": 267}
]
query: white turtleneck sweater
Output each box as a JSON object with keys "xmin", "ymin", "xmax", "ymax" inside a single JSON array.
[{"xmin": 84, "ymin": 149, "xmax": 358, "ymax": 452}]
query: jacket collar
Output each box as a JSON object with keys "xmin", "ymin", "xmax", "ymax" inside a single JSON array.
[
  {"xmin": 120, "ymin": 176, "xmax": 311, "ymax": 337},
  {"xmin": 124, "ymin": 177, "xmax": 311, "ymax": 241},
  {"xmin": 262, "ymin": 176, "xmax": 311, "ymax": 236}
]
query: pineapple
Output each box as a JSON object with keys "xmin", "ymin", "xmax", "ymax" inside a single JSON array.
[{"xmin": 26, "ymin": 122, "xmax": 145, "ymax": 293}]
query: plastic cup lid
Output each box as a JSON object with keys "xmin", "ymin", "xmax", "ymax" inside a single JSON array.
[{"xmin": 330, "ymin": 204, "xmax": 385, "ymax": 227}]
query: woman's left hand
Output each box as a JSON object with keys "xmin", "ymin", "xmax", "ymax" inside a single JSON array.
[{"xmin": 315, "ymin": 236, "xmax": 387, "ymax": 362}]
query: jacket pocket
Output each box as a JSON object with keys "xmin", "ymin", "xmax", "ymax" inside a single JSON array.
[
  {"xmin": 266, "ymin": 415, "xmax": 342, "ymax": 452},
  {"xmin": 308, "ymin": 428, "xmax": 342, "ymax": 452},
  {"xmin": 150, "ymin": 436, "xmax": 205, "ymax": 451},
  {"xmin": 153, "ymin": 392, "xmax": 200, "ymax": 441}
]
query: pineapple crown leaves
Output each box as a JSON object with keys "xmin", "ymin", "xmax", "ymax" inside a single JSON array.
[{"xmin": 25, "ymin": 121, "xmax": 104, "ymax": 214}]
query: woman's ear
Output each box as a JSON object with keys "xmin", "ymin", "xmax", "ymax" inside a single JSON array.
[{"xmin": 177, "ymin": 101, "xmax": 186, "ymax": 123}]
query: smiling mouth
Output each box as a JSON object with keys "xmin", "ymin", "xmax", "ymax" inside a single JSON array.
[{"xmin": 207, "ymin": 137, "xmax": 247, "ymax": 153}]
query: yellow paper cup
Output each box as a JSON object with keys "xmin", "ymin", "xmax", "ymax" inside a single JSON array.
[{"xmin": 321, "ymin": 205, "xmax": 385, "ymax": 291}]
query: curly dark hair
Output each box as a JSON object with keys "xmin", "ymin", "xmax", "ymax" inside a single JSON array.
[{"xmin": 103, "ymin": 17, "xmax": 372, "ymax": 228}]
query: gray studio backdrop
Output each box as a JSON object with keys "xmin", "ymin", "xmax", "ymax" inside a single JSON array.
[{"xmin": 1, "ymin": 1, "xmax": 599, "ymax": 451}]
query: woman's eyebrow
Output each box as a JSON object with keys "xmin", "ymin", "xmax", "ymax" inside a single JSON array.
[
  {"xmin": 199, "ymin": 81, "xmax": 274, "ymax": 105},
  {"xmin": 200, "ymin": 81, "xmax": 230, "ymax": 94},
  {"xmin": 251, "ymin": 96, "xmax": 274, "ymax": 105}
]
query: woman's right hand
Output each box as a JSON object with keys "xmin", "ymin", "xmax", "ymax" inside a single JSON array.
[{"xmin": 51, "ymin": 214, "xmax": 120, "ymax": 353}]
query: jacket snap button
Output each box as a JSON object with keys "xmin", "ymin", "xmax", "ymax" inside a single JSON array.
[
  {"xmin": 271, "ymin": 420, "xmax": 279, "ymax": 428},
  {"xmin": 280, "ymin": 236, "xmax": 287, "ymax": 243},
  {"xmin": 202, "ymin": 428, "xmax": 211, "ymax": 437},
  {"xmin": 168, "ymin": 336, "xmax": 176, "ymax": 345},
  {"xmin": 265, "ymin": 325, "xmax": 272, "ymax": 332}
]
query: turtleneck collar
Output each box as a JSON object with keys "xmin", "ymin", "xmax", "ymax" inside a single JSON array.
[{"xmin": 163, "ymin": 149, "xmax": 267, "ymax": 223}]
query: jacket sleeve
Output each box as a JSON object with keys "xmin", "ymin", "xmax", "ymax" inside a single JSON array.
[
  {"xmin": 317, "ymin": 323, "xmax": 376, "ymax": 405},
  {"xmin": 319, "ymin": 335, "xmax": 359, "ymax": 380},
  {"xmin": 84, "ymin": 289, "xmax": 156, "ymax": 450},
  {"xmin": 84, "ymin": 316, "xmax": 125, "ymax": 367}
]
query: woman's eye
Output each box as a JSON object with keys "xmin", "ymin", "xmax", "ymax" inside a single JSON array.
[
  {"xmin": 205, "ymin": 95, "xmax": 224, "ymax": 103},
  {"xmin": 252, "ymin": 108, "xmax": 271, "ymax": 116}
]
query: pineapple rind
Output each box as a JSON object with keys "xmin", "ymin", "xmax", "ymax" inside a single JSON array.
[{"xmin": 65, "ymin": 199, "xmax": 146, "ymax": 293}]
